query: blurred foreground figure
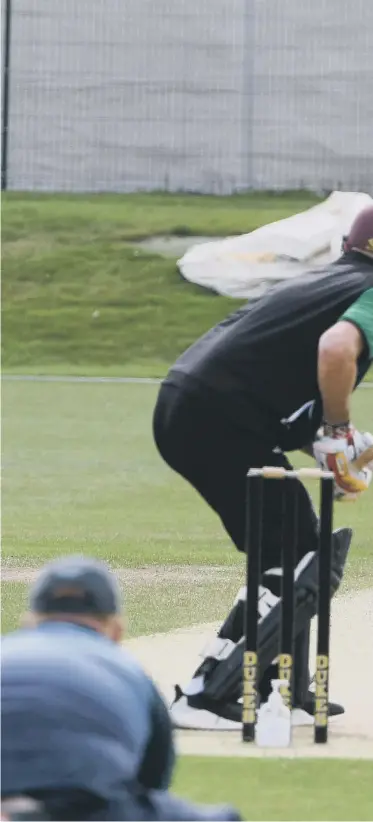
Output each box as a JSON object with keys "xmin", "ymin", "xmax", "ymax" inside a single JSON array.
[
  {"xmin": 1, "ymin": 556, "xmax": 240, "ymax": 821},
  {"xmin": 153, "ymin": 206, "xmax": 373, "ymax": 730}
]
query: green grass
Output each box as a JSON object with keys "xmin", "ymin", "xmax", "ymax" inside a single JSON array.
[
  {"xmin": 2, "ymin": 191, "xmax": 322, "ymax": 371},
  {"xmin": 3, "ymin": 190, "xmax": 321, "ymax": 244},
  {"xmin": 174, "ymin": 757, "xmax": 373, "ymax": 820},
  {"xmin": 2, "ymin": 381, "xmax": 238, "ymax": 568},
  {"xmin": 0, "ymin": 573, "xmax": 243, "ymax": 638},
  {"xmin": 2, "ymin": 191, "xmax": 372, "ymax": 379},
  {"xmin": 2, "ymin": 381, "xmax": 372, "ymax": 638},
  {"xmin": 3, "ymin": 193, "xmax": 373, "ymax": 818}
]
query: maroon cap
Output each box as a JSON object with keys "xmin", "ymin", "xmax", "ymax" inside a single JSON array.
[{"xmin": 344, "ymin": 205, "xmax": 373, "ymax": 258}]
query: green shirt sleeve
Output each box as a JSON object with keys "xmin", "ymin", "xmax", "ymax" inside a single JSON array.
[{"xmin": 340, "ymin": 289, "xmax": 373, "ymax": 358}]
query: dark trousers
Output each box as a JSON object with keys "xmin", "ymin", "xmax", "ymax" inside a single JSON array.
[
  {"xmin": 153, "ymin": 383, "xmax": 316, "ymax": 703},
  {"xmin": 153, "ymin": 383, "xmax": 319, "ymax": 571}
]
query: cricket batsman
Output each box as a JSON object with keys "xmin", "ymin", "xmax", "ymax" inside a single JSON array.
[{"xmin": 153, "ymin": 205, "xmax": 373, "ymax": 730}]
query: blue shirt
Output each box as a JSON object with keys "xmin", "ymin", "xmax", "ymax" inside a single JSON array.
[{"xmin": 1, "ymin": 622, "xmax": 174, "ymax": 799}]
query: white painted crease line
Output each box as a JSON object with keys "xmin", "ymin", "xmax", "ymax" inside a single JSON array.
[
  {"xmin": 1, "ymin": 374, "xmax": 372, "ymax": 388},
  {"xmin": 2, "ymin": 375, "xmax": 162, "ymax": 385}
]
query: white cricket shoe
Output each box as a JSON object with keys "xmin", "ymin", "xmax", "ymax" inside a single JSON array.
[
  {"xmin": 170, "ymin": 687, "xmax": 343, "ymax": 730},
  {"xmin": 170, "ymin": 689, "xmax": 240, "ymax": 731}
]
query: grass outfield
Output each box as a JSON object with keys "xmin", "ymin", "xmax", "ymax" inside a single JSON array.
[
  {"xmin": 2, "ymin": 191, "xmax": 322, "ymax": 372},
  {"xmin": 174, "ymin": 758, "xmax": 373, "ymax": 820},
  {"xmin": 2, "ymin": 191, "xmax": 373, "ymax": 820},
  {"xmin": 2, "ymin": 190, "xmax": 372, "ymax": 379},
  {"xmin": 2, "ymin": 380, "xmax": 372, "ymax": 638},
  {"xmin": 2, "ymin": 379, "xmax": 373, "ymax": 820}
]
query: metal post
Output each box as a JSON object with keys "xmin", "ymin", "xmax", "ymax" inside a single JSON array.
[
  {"xmin": 1, "ymin": 0, "xmax": 12, "ymax": 191},
  {"xmin": 241, "ymin": 0, "xmax": 255, "ymax": 190}
]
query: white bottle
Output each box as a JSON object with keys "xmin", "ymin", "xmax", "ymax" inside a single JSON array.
[{"xmin": 255, "ymin": 679, "xmax": 292, "ymax": 748}]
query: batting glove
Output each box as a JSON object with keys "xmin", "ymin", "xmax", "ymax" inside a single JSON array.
[{"xmin": 313, "ymin": 425, "xmax": 373, "ymax": 501}]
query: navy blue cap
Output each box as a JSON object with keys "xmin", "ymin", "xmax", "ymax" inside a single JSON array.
[{"xmin": 29, "ymin": 555, "xmax": 122, "ymax": 616}]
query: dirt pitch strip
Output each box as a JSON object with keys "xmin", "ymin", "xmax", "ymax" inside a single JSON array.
[{"xmin": 128, "ymin": 588, "xmax": 373, "ymax": 760}]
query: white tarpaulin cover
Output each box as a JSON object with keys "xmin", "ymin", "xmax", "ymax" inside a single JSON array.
[{"xmin": 178, "ymin": 191, "xmax": 373, "ymax": 299}]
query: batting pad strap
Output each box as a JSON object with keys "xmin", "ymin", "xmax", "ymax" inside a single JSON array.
[
  {"xmin": 200, "ymin": 636, "xmax": 236, "ymax": 662},
  {"xmin": 258, "ymin": 585, "xmax": 280, "ymax": 621},
  {"xmin": 233, "ymin": 586, "xmax": 246, "ymax": 605}
]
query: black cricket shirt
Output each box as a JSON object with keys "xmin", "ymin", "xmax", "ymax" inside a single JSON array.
[{"xmin": 165, "ymin": 251, "xmax": 373, "ymax": 434}]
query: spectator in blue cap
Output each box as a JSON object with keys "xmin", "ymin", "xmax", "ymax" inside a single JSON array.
[{"xmin": 1, "ymin": 555, "xmax": 240, "ymax": 822}]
